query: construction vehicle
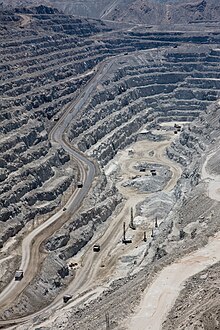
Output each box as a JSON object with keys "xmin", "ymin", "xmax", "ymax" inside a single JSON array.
[
  {"xmin": 15, "ymin": 270, "xmax": 23, "ymax": 281},
  {"xmin": 93, "ymin": 244, "xmax": 100, "ymax": 252},
  {"xmin": 122, "ymin": 222, "xmax": 132, "ymax": 244},
  {"xmin": 63, "ymin": 294, "xmax": 72, "ymax": 303},
  {"xmin": 77, "ymin": 181, "xmax": 83, "ymax": 188}
]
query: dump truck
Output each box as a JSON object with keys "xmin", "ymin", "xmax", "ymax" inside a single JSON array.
[
  {"xmin": 93, "ymin": 244, "xmax": 100, "ymax": 252},
  {"xmin": 77, "ymin": 181, "xmax": 83, "ymax": 188},
  {"xmin": 15, "ymin": 270, "xmax": 23, "ymax": 281},
  {"xmin": 63, "ymin": 294, "xmax": 72, "ymax": 303}
]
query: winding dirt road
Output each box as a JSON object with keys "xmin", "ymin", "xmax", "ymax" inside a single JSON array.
[
  {"xmin": 0, "ymin": 49, "xmax": 163, "ymax": 321},
  {"xmin": 0, "ymin": 52, "xmax": 145, "ymax": 328},
  {"xmin": 0, "ymin": 57, "xmax": 117, "ymax": 314},
  {"xmin": 24, "ymin": 129, "xmax": 184, "ymax": 329},
  {"xmin": 0, "ymin": 51, "xmax": 211, "ymax": 330},
  {"xmin": 0, "ymin": 103, "xmax": 183, "ymax": 329}
]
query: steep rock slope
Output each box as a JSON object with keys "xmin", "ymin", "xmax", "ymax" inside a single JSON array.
[
  {"xmin": 2, "ymin": 3, "xmax": 220, "ymax": 327},
  {"xmin": 162, "ymin": 101, "xmax": 220, "ymax": 330},
  {"xmin": 68, "ymin": 45, "xmax": 220, "ymax": 167},
  {"xmin": 3, "ymin": 0, "xmax": 220, "ymax": 24},
  {"xmin": 21, "ymin": 99, "xmax": 220, "ymax": 330},
  {"xmin": 3, "ymin": 4, "xmax": 220, "ymax": 247},
  {"xmin": 0, "ymin": 6, "xmax": 109, "ymax": 246},
  {"xmin": 105, "ymin": 0, "xmax": 220, "ymax": 24}
]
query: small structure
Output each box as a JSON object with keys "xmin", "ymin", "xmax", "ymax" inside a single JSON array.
[
  {"xmin": 63, "ymin": 294, "xmax": 72, "ymax": 303},
  {"xmin": 143, "ymin": 231, "xmax": 147, "ymax": 242},
  {"xmin": 93, "ymin": 244, "xmax": 100, "ymax": 252},
  {"xmin": 139, "ymin": 167, "xmax": 146, "ymax": 172},
  {"xmin": 77, "ymin": 181, "xmax": 83, "ymax": 188},
  {"xmin": 15, "ymin": 270, "xmax": 23, "ymax": 281}
]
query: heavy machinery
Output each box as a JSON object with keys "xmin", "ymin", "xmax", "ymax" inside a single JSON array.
[
  {"xmin": 93, "ymin": 244, "xmax": 101, "ymax": 252},
  {"xmin": 15, "ymin": 270, "xmax": 23, "ymax": 281},
  {"xmin": 63, "ymin": 294, "xmax": 72, "ymax": 303}
]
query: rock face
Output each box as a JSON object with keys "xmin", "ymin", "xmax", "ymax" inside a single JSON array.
[
  {"xmin": 45, "ymin": 175, "xmax": 123, "ymax": 259},
  {"xmin": 3, "ymin": 0, "xmax": 220, "ymax": 24},
  {"xmin": 47, "ymin": 0, "xmax": 112, "ymax": 18},
  {"xmin": 69, "ymin": 45, "xmax": 220, "ymax": 168},
  {"xmin": 158, "ymin": 102, "xmax": 220, "ymax": 330},
  {"xmin": 101, "ymin": 0, "xmax": 220, "ymax": 24},
  {"xmin": 136, "ymin": 191, "xmax": 175, "ymax": 221},
  {"xmin": 2, "ymin": 3, "xmax": 220, "ymax": 328},
  {"xmin": 0, "ymin": 7, "xmax": 111, "ymax": 245},
  {"xmin": 36, "ymin": 99, "xmax": 220, "ymax": 330},
  {"xmin": 0, "ymin": 172, "xmax": 123, "ymax": 319},
  {"xmin": 163, "ymin": 261, "xmax": 220, "ymax": 330},
  {"xmin": 0, "ymin": 114, "xmax": 75, "ymax": 246},
  {"xmin": 122, "ymin": 164, "xmax": 172, "ymax": 192}
]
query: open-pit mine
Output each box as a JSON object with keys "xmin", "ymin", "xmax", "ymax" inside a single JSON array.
[{"xmin": 1, "ymin": 1, "xmax": 220, "ymax": 329}]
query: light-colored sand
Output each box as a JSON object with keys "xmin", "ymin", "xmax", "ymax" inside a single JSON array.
[{"xmin": 128, "ymin": 231, "xmax": 220, "ymax": 330}]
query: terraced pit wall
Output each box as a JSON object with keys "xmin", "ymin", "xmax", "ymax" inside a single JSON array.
[
  {"xmin": 69, "ymin": 46, "xmax": 220, "ymax": 167},
  {"xmin": 2, "ymin": 5, "xmax": 220, "ymax": 251},
  {"xmin": 2, "ymin": 4, "xmax": 220, "ymax": 324}
]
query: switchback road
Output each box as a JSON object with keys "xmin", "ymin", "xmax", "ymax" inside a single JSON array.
[
  {"xmin": 0, "ymin": 54, "xmax": 129, "ymax": 328},
  {"xmin": 0, "ymin": 56, "xmax": 116, "ymax": 311}
]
